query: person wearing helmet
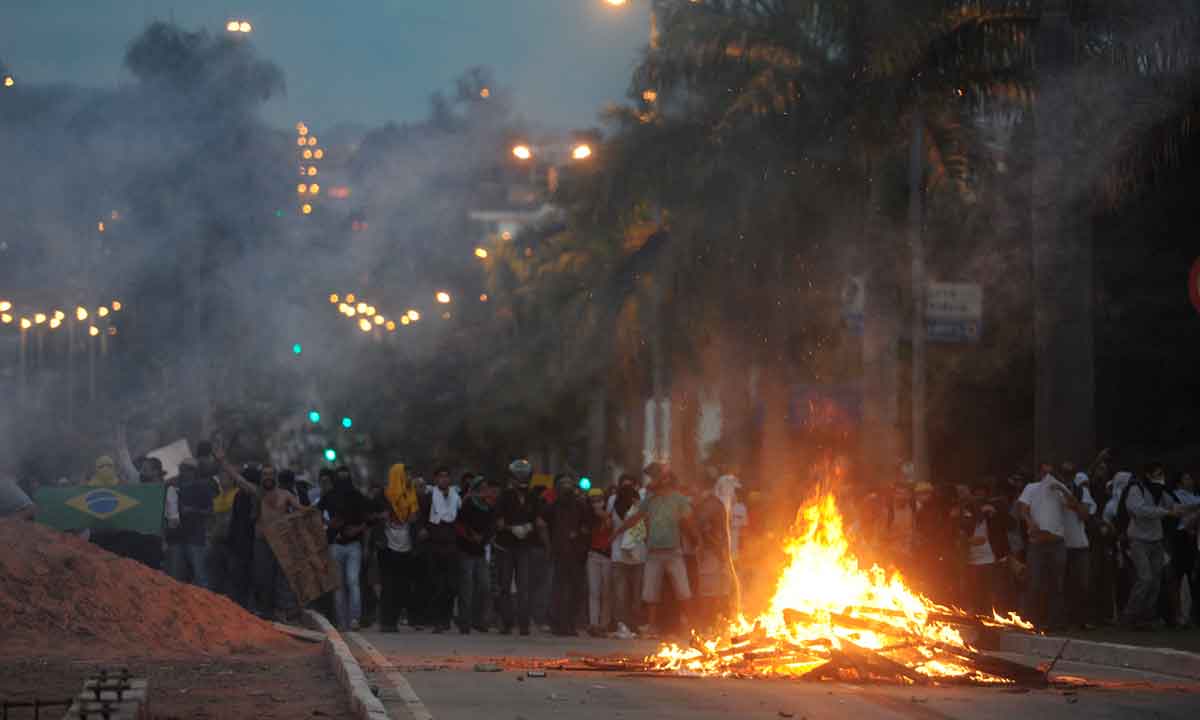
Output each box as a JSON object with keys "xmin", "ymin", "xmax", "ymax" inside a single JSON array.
[{"xmin": 493, "ymin": 459, "xmax": 538, "ymax": 635}]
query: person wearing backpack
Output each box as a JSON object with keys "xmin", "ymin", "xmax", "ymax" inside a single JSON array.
[{"xmin": 1119, "ymin": 463, "xmax": 1185, "ymax": 629}]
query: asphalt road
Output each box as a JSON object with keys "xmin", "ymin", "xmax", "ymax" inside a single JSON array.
[{"xmin": 348, "ymin": 629, "xmax": 1200, "ymax": 720}]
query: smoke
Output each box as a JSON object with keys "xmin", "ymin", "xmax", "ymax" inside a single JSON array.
[{"xmin": 0, "ymin": 23, "xmax": 524, "ymax": 481}]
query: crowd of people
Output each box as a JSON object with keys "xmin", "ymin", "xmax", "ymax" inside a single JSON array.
[
  {"xmin": 5, "ymin": 440, "xmax": 1200, "ymax": 638},
  {"xmin": 893, "ymin": 453, "xmax": 1200, "ymax": 632}
]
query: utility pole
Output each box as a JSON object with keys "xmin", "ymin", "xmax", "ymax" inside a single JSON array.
[{"xmin": 909, "ymin": 105, "xmax": 928, "ymax": 489}]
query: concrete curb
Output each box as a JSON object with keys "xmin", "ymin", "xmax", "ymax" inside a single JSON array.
[
  {"xmin": 303, "ymin": 610, "xmax": 391, "ymax": 720},
  {"xmin": 993, "ymin": 631, "xmax": 1200, "ymax": 681}
]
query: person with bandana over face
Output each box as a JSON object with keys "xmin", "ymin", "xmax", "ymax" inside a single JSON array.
[
  {"xmin": 377, "ymin": 464, "xmax": 421, "ymax": 632},
  {"xmin": 494, "ymin": 459, "xmax": 539, "ymax": 635},
  {"xmin": 456, "ymin": 476, "xmax": 496, "ymax": 634},
  {"xmin": 1119, "ymin": 463, "xmax": 1189, "ymax": 629}
]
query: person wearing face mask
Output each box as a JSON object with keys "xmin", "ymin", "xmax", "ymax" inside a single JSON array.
[
  {"xmin": 319, "ymin": 466, "xmax": 371, "ymax": 630},
  {"xmin": 1118, "ymin": 463, "xmax": 1187, "ymax": 629},
  {"xmin": 1017, "ymin": 465, "xmax": 1083, "ymax": 631},
  {"xmin": 494, "ymin": 459, "xmax": 539, "ymax": 636}
]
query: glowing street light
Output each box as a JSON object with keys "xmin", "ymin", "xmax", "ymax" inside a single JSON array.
[
  {"xmin": 20, "ymin": 318, "xmax": 31, "ymax": 329},
  {"xmin": 480, "ymin": 87, "xmax": 491, "ymax": 99},
  {"xmin": 345, "ymin": 293, "xmax": 357, "ymax": 304},
  {"xmin": 572, "ymin": 144, "xmax": 593, "ymax": 161},
  {"xmin": 329, "ymin": 293, "xmax": 340, "ymax": 304},
  {"xmin": 400, "ymin": 316, "xmax": 411, "ymax": 326},
  {"xmin": 296, "ymin": 122, "xmax": 309, "ymax": 135},
  {"xmin": 386, "ymin": 320, "xmax": 396, "ymax": 331},
  {"xmin": 642, "ymin": 89, "xmax": 658, "ymax": 103},
  {"xmin": 0, "ymin": 301, "xmax": 10, "ymax": 312},
  {"xmin": 2, "ymin": 75, "xmax": 13, "ymax": 88},
  {"xmin": 479, "ymin": 293, "xmax": 489, "ymax": 303},
  {"xmin": 356, "ymin": 302, "xmax": 368, "ymax": 314},
  {"xmin": 373, "ymin": 314, "xmax": 385, "ymax": 326},
  {"xmin": 358, "ymin": 318, "xmax": 371, "ymax": 333},
  {"xmin": 111, "ymin": 300, "xmax": 122, "ymax": 312},
  {"xmin": 298, "ymin": 183, "xmax": 308, "ymax": 194},
  {"xmin": 435, "ymin": 291, "xmax": 451, "ymax": 304},
  {"xmin": 226, "ymin": 19, "xmax": 253, "ymax": 33},
  {"xmin": 33, "ymin": 313, "xmax": 46, "ymax": 325},
  {"xmin": 512, "ymin": 144, "xmax": 533, "ymax": 161},
  {"xmin": 76, "ymin": 307, "xmax": 88, "ymax": 321},
  {"xmin": 53, "ymin": 310, "xmax": 65, "ymax": 321},
  {"xmin": 97, "ymin": 221, "xmax": 106, "ymax": 233},
  {"xmin": 1, "ymin": 314, "xmax": 11, "ymax": 324},
  {"xmin": 301, "ymin": 203, "xmax": 313, "ymax": 215},
  {"xmin": 474, "ymin": 247, "xmax": 489, "ymax": 259},
  {"xmin": 97, "ymin": 306, "xmax": 110, "ymax": 318},
  {"xmin": 406, "ymin": 310, "xmax": 420, "ymax": 321},
  {"xmin": 313, "ymin": 149, "xmax": 325, "ymax": 160},
  {"xmin": 88, "ymin": 325, "xmax": 99, "ymax": 337},
  {"xmin": 49, "ymin": 317, "xmax": 61, "ymax": 329}
]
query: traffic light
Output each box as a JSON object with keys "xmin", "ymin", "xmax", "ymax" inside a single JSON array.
[
  {"xmin": 341, "ymin": 416, "xmax": 353, "ymax": 429},
  {"xmin": 292, "ymin": 343, "xmax": 303, "ymax": 355},
  {"xmin": 578, "ymin": 477, "xmax": 592, "ymax": 492},
  {"xmin": 308, "ymin": 410, "xmax": 321, "ymax": 424},
  {"xmin": 324, "ymin": 448, "xmax": 338, "ymax": 462}
]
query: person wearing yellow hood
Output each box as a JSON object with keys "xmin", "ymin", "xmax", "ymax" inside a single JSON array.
[
  {"xmin": 87, "ymin": 456, "xmax": 121, "ymax": 487},
  {"xmin": 377, "ymin": 464, "xmax": 421, "ymax": 632}
]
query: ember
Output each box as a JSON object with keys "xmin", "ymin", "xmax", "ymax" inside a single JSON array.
[{"xmin": 645, "ymin": 493, "xmax": 1037, "ymax": 685}]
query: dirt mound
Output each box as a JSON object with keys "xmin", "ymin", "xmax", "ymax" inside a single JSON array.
[{"xmin": 0, "ymin": 519, "xmax": 294, "ymax": 659}]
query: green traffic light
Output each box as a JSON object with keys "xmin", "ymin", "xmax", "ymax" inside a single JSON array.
[
  {"xmin": 324, "ymin": 448, "xmax": 337, "ymax": 462},
  {"xmin": 308, "ymin": 410, "xmax": 321, "ymax": 424},
  {"xmin": 341, "ymin": 417, "xmax": 353, "ymax": 429},
  {"xmin": 292, "ymin": 343, "xmax": 303, "ymax": 355},
  {"xmin": 579, "ymin": 477, "xmax": 592, "ymax": 491}
]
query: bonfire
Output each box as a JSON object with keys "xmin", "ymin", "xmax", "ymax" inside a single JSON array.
[{"xmin": 644, "ymin": 492, "xmax": 1039, "ymax": 685}]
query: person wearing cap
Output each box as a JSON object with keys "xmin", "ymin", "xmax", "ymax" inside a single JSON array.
[
  {"xmin": 494, "ymin": 459, "xmax": 539, "ymax": 635},
  {"xmin": 585, "ymin": 487, "xmax": 613, "ymax": 637}
]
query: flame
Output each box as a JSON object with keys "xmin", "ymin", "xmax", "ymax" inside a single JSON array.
[{"xmin": 647, "ymin": 491, "xmax": 1030, "ymax": 683}]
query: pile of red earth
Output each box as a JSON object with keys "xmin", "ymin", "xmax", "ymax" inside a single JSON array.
[{"xmin": 0, "ymin": 519, "xmax": 294, "ymax": 659}]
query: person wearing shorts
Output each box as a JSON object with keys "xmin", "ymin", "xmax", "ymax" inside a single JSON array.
[{"xmin": 615, "ymin": 466, "xmax": 692, "ymax": 635}]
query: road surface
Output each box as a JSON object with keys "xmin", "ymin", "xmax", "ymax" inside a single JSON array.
[{"xmin": 346, "ymin": 628, "xmax": 1199, "ymax": 720}]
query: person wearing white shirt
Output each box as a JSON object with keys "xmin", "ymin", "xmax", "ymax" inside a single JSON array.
[
  {"xmin": 1062, "ymin": 471, "xmax": 1098, "ymax": 629},
  {"xmin": 1017, "ymin": 468, "xmax": 1084, "ymax": 630},
  {"xmin": 426, "ymin": 468, "xmax": 461, "ymax": 634}
]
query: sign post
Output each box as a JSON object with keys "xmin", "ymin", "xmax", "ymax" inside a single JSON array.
[{"xmin": 926, "ymin": 282, "xmax": 983, "ymax": 343}]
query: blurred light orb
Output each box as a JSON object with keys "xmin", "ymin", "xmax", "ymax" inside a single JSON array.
[
  {"xmin": 329, "ymin": 293, "xmax": 340, "ymax": 304},
  {"xmin": 373, "ymin": 315, "xmax": 384, "ymax": 325},
  {"xmin": 0, "ymin": 313, "xmax": 11, "ymax": 324},
  {"xmin": 303, "ymin": 149, "xmax": 313, "ymax": 159},
  {"xmin": 356, "ymin": 302, "xmax": 368, "ymax": 314},
  {"xmin": 20, "ymin": 318, "xmax": 32, "ymax": 329},
  {"xmin": 0, "ymin": 301, "xmax": 10, "ymax": 312},
  {"xmin": 500, "ymin": 231, "xmax": 513, "ymax": 241},
  {"xmin": 406, "ymin": 310, "xmax": 420, "ymax": 321},
  {"xmin": 2, "ymin": 75, "xmax": 14, "ymax": 88},
  {"xmin": 226, "ymin": 20, "xmax": 241, "ymax": 32},
  {"xmin": 479, "ymin": 293, "xmax": 489, "ymax": 302},
  {"xmin": 49, "ymin": 317, "xmax": 62, "ymax": 329},
  {"xmin": 111, "ymin": 300, "xmax": 122, "ymax": 312},
  {"xmin": 238, "ymin": 21, "xmax": 252, "ymax": 33},
  {"xmin": 400, "ymin": 316, "xmax": 411, "ymax": 326},
  {"xmin": 88, "ymin": 325, "xmax": 99, "ymax": 337},
  {"xmin": 358, "ymin": 318, "xmax": 371, "ymax": 332},
  {"xmin": 386, "ymin": 320, "xmax": 396, "ymax": 331},
  {"xmin": 53, "ymin": 310, "xmax": 65, "ymax": 321},
  {"xmin": 345, "ymin": 293, "xmax": 357, "ymax": 304},
  {"xmin": 98, "ymin": 306, "xmax": 110, "ymax": 318},
  {"xmin": 572, "ymin": 144, "xmax": 593, "ymax": 160},
  {"xmin": 301, "ymin": 203, "xmax": 313, "ymax": 215},
  {"xmin": 313, "ymin": 149, "xmax": 325, "ymax": 160},
  {"xmin": 76, "ymin": 307, "xmax": 88, "ymax": 321},
  {"xmin": 308, "ymin": 137, "xmax": 317, "ymax": 147},
  {"xmin": 297, "ymin": 137, "xmax": 307, "ymax": 147},
  {"xmin": 480, "ymin": 87, "xmax": 491, "ymax": 99},
  {"xmin": 33, "ymin": 313, "xmax": 46, "ymax": 325},
  {"xmin": 435, "ymin": 292, "xmax": 451, "ymax": 304},
  {"xmin": 297, "ymin": 183, "xmax": 308, "ymax": 194},
  {"xmin": 307, "ymin": 167, "xmax": 318, "ymax": 177},
  {"xmin": 512, "ymin": 145, "xmax": 532, "ymax": 160},
  {"xmin": 310, "ymin": 184, "xmax": 320, "ymax": 195},
  {"xmin": 474, "ymin": 247, "xmax": 489, "ymax": 259}
]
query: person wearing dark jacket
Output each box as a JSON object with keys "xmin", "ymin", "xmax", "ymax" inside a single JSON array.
[
  {"xmin": 542, "ymin": 474, "xmax": 592, "ymax": 636},
  {"xmin": 319, "ymin": 466, "xmax": 370, "ymax": 630},
  {"xmin": 425, "ymin": 467, "xmax": 461, "ymax": 633},
  {"xmin": 494, "ymin": 460, "xmax": 539, "ymax": 635},
  {"xmin": 165, "ymin": 459, "xmax": 216, "ymax": 589},
  {"xmin": 456, "ymin": 476, "xmax": 496, "ymax": 634},
  {"xmin": 225, "ymin": 464, "xmax": 259, "ymax": 611}
]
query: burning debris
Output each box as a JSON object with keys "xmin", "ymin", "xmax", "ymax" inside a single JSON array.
[{"xmin": 634, "ymin": 494, "xmax": 1039, "ymax": 685}]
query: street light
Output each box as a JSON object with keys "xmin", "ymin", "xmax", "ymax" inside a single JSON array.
[
  {"xmin": 76, "ymin": 307, "xmax": 88, "ymax": 321},
  {"xmin": 0, "ymin": 301, "xmax": 10, "ymax": 312},
  {"xmin": 474, "ymin": 247, "xmax": 489, "ymax": 259},
  {"xmin": 572, "ymin": 144, "xmax": 593, "ymax": 161},
  {"xmin": 111, "ymin": 300, "xmax": 122, "ymax": 312},
  {"xmin": 88, "ymin": 325, "xmax": 99, "ymax": 337},
  {"xmin": 512, "ymin": 144, "xmax": 533, "ymax": 161},
  {"xmin": 97, "ymin": 306, "xmax": 109, "ymax": 318},
  {"xmin": 33, "ymin": 313, "xmax": 46, "ymax": 325},
  {"xmin": 226, "ymin": 20, "xmax": 253, "ymax": 33},
  {"xmin": 407, "ymin": 310, "xmax": 420, "ymax": 321},
  {"xmin": 329, "ymin": 293, "xmax": 340, "ymax": 304},
  {"xmin": 435, "ymin": 291, "xmax": 451, "ymax": 304},
  {"xmin": 0, "ymin": 314, "xmax": 11, "ymax": 324},
  {"xmin": 2, "ymin": 75, "xmax": 13, "ymax": 88},
  {"xmin": 358, "ymin": 318, "xmax": 371, "ymax": 332}
]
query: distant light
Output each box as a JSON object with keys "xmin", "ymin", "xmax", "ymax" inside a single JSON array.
[
  {"xmin": 406, "ymin": 310, "xmax": 420, "ymax": 321},
  {"xmin": 309, "ymin": 183, "xmax": 320, "ymax": 195},
  {"xmin": 307, "ymin": 166, "xmax": 318, "ymax": 177},
  {"xmin": 0, "ymin": 301, "xmax": 10, "ymax": 312},
  {"xmin": 111, "ymin": 300, "xmax": 122, "ymax": 312},
  {"xmin": 345, "ymin": 305, "xmax": 356, "ymax": 317},
  {"xmin": 49, "ymin": 317, "xmax": 61, "ymax": 329},
  {"xmin": 303, "ymin": 149, "xmax": 313, "ymax": 159},
  {"xmin": 373, "ymin": 315, "xmax": 384, "ymax": 325},
  {"xmin": 111, "ymin": 210, "xmax": 121, "ymax": 220},
  {"xmin": 2, "ymin": 75, "xmax": 13, "ymax": 88},
  {"xmin": 239, "ymin": 21, "xmax": 252, "ymax": 33},
  {"xmin": 356, "ymin": 302, "xmax": 368, "ymax": 314},
  {"xmin": 313, "ymin": 149, "xmax": 325, "ymax": 160},
  {"xmin": 296, "ymin": 122, "xmax": 308, "ymax": 134},
  {"xmin": 297, "ymin": 183, "xmax": 308, "ymax": 194},
  {"xmin": 479, "ymin": 293, "xmax": 489, "ymax": 303},
  {"xmin": 345, "ymin": 293, "xmax": 357, "ymax": 304},
  {"xmin": 226, "ymin": 20, "xmax": 241, "ymax": 32},
  {"xmin": 329, "ymin": 186, "xmax": 351, "ymax": 199},
  {"xmin": 88, "ymin": 325, "xmax": 99, "ymax": 337},
  {"xmin": 308, "ymin": 137, "xmax": 317, "ymax": 147},
  {"xmin": 435, "ymin": 291, "xmax": 451, "ymax": 304},
  {"xmin": 297, "ymin": 137, "xmax": 307, "ymax": 147},
  {"xmin": 33, "ymin": 313, "xmax": 46, "ymax": 325},
  {"xmin": 572, "ymin": 144, "xmax": 593, "ymax": 161},
  {"xmin": 53, "ymin": 310, "xmax": 65, "ymax": 321},
  {"xmin": 400, "ymin": 316, "xmax": 411, "ymax": 326},
  {"xmin": 642, "ymin": 89, "xmax": 658, "ymax": 103},
  {"xmin": 97, "ymin": 306, "xmax": 110, "ymax": 318},
  {"xmin": 366, "ymin": 305, "xmax": 376, "ymax": 316},
  {"xmin": 500, "ymin": 231, "xmax": 513, "ymax": 241},
  {"xmin": 441, "ymin": 311, "xmax": 452, "ymax": 320},
  {"xmin": 385, "ymin": 320, "xmax": 396, "ymax": 331},
  {"xmin": 108, "ymin": 326, "xmax": 117, "ymax": 336},
  {"xmin": 329, "ymin": 293, "xmax": 340, "ymax": 304},
  {"xmin": 97, "ymin": 221, "xmax": 106, "ymax": 233},
  {"xmin": 479, "ymin": 87, "xmax": 491, "ymax": 99},
  {"xmin": 292, "ymin": 343, "xmax": 303, "ymax": 355},
  {"xmin": 512, "ymin": 144, "xmax": 532, "ymax": 160},
  {"xmin": 604, "ymin": 0, "xmax": 628, "ymax": 6},
  {"xmin": 301, "ymin": 203, "xmax": 313, "ymax": 215},
  {"xmin": 20, "ymin": 318, "xmax": 32, "ymax": 329},
  {"xmin": 0, "ymin": 314, "xmax": 11, "ymax": 324},
  {"xmin": 341, "ymin": 416, "xmax": 353, "ymax": 429},
  {"xmin": 579, "ymin": 477, "xmax": 592, "ymax": 491},
  {"xmin": 76, "ymin": 307, "xmax": 88, "ymax": 321},
  {"xmin": 309, "ymin": 410, "xmax": 321, "ymax": 424},
  {"xmin": 358, "ymin": 318, "xmax": 371, "ymax": 332},
  {"xmin": 474, "ymin": 247, "xmax": 489, "ymax": 259},
  {"xmin": 324, "ymin": 448, "xmax": 338, "ymax": 462}
]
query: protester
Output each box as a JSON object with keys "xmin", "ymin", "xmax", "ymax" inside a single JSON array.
[
  {"xmin": 165, "ymin": 459, "xmax": 215, "ymax": 589},
  {"xmin": 320, "ymin": 466, "xmax": 370, "ymax": 630},
  {"xmin": 1173, "ymin": 473, "xmax": 1200, "ymax": 627},
  {"xmin": 610, "ymin": 482, "xmax": 647, "ymax": 638},
  {"xmin": 1062, "ymin": 468, "xmax": 1098, "ymax": 630},
  {"xmin": 585, "ymin": 488, "xmax": 613, "ymax": 637},
  {"xmin": 615, "ymin": 465, "xmax": 693, "ymax": 637},
  {"xmin": 542, "ymin": 474, "xmax": 591, "ymax": 636},
  {"xmin": 494, "ymin": 459, "xmax": 538, "ymax": 636},
  {"xmin": 205, "ymin": 461, "xmax": 243, "ymax": 599},
  {"xmin": 377, "ymin": 464, "xmax": 421, "ymax": 633},
  {"xmin": 1017, "ymin": 466, "xmax": 1078, "ymax": 630},
  {"xmin": 960, "ymin": 488, "xmax": 1000, "ymax": 614},
  {"xmin": 426, "ymin": 467, "xmax": 461, "ymax": 634},
  {"xmin": 694, "ymin": 478, "xmax": 734, "ymax": 629},
  {"xmin": 456, "ymin": 476, "xmax": 495, "ymax": 634},
  {"xmin": 1118, "ymin": 463, "xmax": 1181, "ymax": 629},
  {"xmin": 230, "ymin": 458, "xmax": 305, "ymax": 622}
]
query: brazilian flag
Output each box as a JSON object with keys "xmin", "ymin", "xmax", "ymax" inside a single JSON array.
[{"xmin": 35, "ymin": 484, "xmax": 167, "ymax": 536}]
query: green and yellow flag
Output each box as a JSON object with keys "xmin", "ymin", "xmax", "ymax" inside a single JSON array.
[{"xmin": 35, "ymin": 484, "xmax": 166, "ymax": 536}]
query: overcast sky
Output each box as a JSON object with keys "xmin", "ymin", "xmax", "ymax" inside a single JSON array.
[{"xmin": 0, "ymin": 0, "xmax": 652, "ymax": 131}]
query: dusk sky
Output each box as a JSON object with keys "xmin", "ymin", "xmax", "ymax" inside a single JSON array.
[{"xmin": 0, "ymin": 0, "xmax": 652, "ymax": 132}]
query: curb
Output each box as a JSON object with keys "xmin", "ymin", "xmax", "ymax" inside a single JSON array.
[
  {"xmin": 303, "ymin": 610, "xmax": 391, "ymax": 720},
  {"xmin": 992, "ymin": 631, "xmax": 1200, "ymax": 681}
]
